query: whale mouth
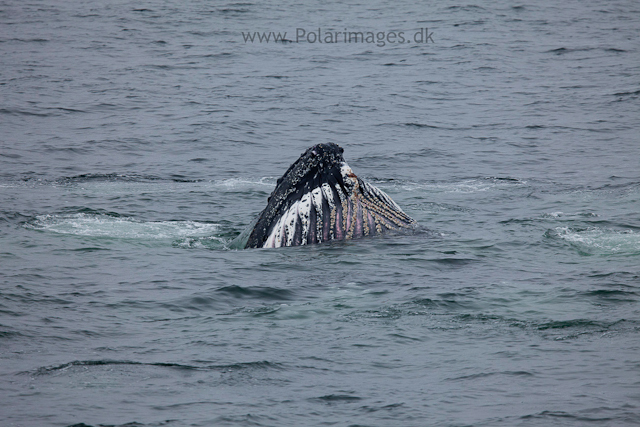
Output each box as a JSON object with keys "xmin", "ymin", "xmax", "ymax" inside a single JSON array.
[{"xmin": 244, "ymin": 143, "xmax": 417, "ymax": 249}]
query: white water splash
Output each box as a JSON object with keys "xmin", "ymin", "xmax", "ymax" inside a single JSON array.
[
  {"xmin": 552, "ymin": 226, "xmax": 640, "ymax": 255},
  {"xmin": 62, "ymin": 177, "xmax": 276, "ymax": 195},
  {"xmin": 540, "ymin": 211, "xmax": 598, "ymax": 219},
  {"xmin": 400, "ymin": 179, "xmax": 526, "ymax": 194},
  {"xmin": 26, "ymin": 213, "xmax": 220, "ymax": 240},
  {"xmin": 210, "ymin": 177, "xmax": 276, "ymax": 190}
]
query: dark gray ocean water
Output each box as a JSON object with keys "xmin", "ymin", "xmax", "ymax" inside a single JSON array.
[{"xmin": 2, "ymin": 1, "xmax": 640, "ymax": 426}]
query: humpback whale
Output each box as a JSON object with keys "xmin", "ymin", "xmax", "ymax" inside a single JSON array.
[{"xmin": 244, "ymin": 143, "xmax": 416, "ymax": 249}]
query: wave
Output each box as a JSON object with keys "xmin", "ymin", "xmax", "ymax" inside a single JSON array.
[
  {"xmin": 214, "ymin": 285, "xmax": 295, "ymax": 300},
  {"xmin": 26, "ymin": 359, "xmax": 281, "ymax": 376},
  {"xmin": 215, "ymin": 294, "xmax": 638, "ymax": 341}
]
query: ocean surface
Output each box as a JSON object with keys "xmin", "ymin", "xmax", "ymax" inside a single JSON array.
[{"xmin": 1, "ymin": 0, "xmax": 640, "ymax": 426}]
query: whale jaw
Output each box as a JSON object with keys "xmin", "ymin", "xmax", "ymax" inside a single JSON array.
[{"xmin": 245, "ymin": 144, "xmax": 416, "ymax": 249}]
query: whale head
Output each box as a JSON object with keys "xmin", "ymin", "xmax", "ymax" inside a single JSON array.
[{"xmin": 244, "ymin": 143, "xmax": 416, "ymax": 248}]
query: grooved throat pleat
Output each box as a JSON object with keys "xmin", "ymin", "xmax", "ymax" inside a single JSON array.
[
  {"xmin": 292, "ymin": 211, "xmax": 303, "ymax": 246},
  {"xmin": 346, "ymin": 195, "xmax": 357, "ymax": 240},
  {"xmin": 331, "ymin": 184, "xmax": 344, "ymax": 240},
  {"xmin": 307, "ymin": 196, "xmax": 317, "ymax": 245},
  {"xmin": 298, "ymin": 193, "xmax": 311, "ymax": 245},
  {"xmin": 362, "ymin": 207, "xmax": 370, "ymax": 236},
  {"xmin": 310, "ymin": 187, "xmax": 324, "ymax": 244},
  {"xmin": 358, "ymin": 179, "xmax": 415, "ymax": 229},
  {"xmin": 321, "ymin": 183, "xmax": 336, "ymax": 241},
  {"xmin": 334, "ymin": 183, "xmax": 348, "ymax": 239},
  {"xmin": 284, "ymin": 205, "xmax": 298, "ymax": 247}
]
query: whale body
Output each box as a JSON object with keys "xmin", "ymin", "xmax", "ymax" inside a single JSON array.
[{"xmin": 244, "ymin": 143, "xmax": 416, "ymax": 249}]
